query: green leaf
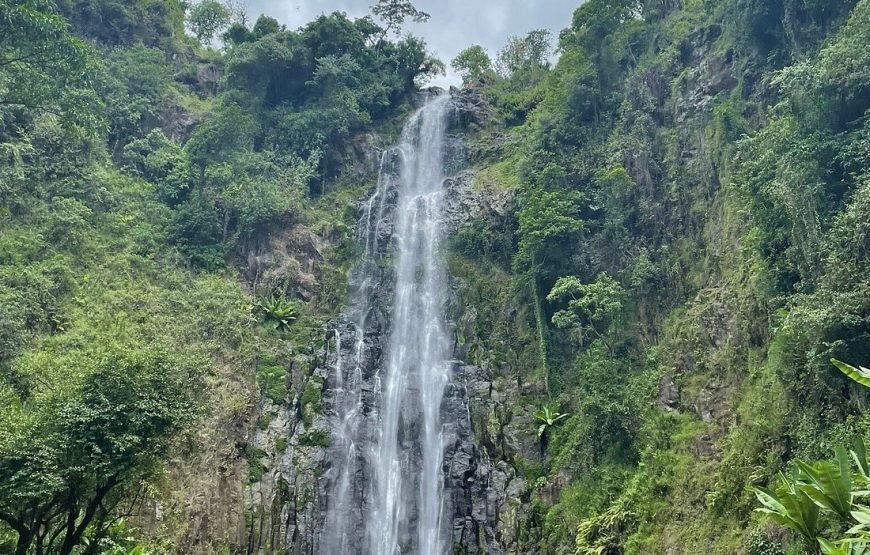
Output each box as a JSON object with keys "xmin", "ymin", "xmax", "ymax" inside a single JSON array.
[
  {"xmin": 853, "ymin": 437, "xmax": 870, "ymax": 480},
  {"xmin": 797, "ymin": 454, "xmax": 852, "ymax": 521},
  {"xmin": 832, "ymin": 359, "xmax": 870, "ymax": 388},
  {"xmin": 753, "ymin": 478, "xmax": 820, "ymax": 541},
  {"xmin": 752, "ymin": 486, "xmax": 788, "ymax": 515},
  {"xmin": 820, "ymin": 538, "xmax": 846, "ymax": 555}
]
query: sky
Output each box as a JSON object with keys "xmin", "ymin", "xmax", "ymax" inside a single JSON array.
[{"xmin": 239, "ymin": 0, "xmax": 582, "ymax": 86}]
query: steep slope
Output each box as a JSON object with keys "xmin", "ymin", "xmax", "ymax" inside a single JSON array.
[
  {"xmin": 445, "ymin": 0, "xmax": 870, "ymax": 552},
  {"xmin": 2, "ymin": 0, "xmax": 869, "ymax": 554}
]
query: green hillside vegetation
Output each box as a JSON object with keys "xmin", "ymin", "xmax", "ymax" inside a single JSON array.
[
  {"xmin": 1, "ymin": 0, "xmax": 869, "ymax": 553},
  {"xmin": 448, "ymin": 0, "xmax": 870, "ymax": 552},
  {"xmin": 0, "ymin": 0, "xmax": 437, "ymax": 552}
]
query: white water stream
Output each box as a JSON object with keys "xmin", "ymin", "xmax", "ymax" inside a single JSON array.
[{"xmin": 324, "ymin": 95, "xmax": 453, "ymax": 554}]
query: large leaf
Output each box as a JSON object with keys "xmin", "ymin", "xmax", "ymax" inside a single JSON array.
[
  {"xmin": 753, "ymin": 474, "xmax": 820, "ymax": 541},
  {"xmin": 832, "ymin": 359, "xmax": 870, "ymax": 388},
  {"xmin": 853, "ymin": 436, "xmax": 870, "ymax": 481},
  {"xmin": 819, "ymin": 538, "xmax": 849, "ymax": 555},
  {"xmin": 852, "ymin": 506, "xmax": 870, "ymax": 528},
  {"xmin": 848, "ymin": 505, "xmax": 870, "ymax": 538},
  {"xmin": 819, "ymin": 538, "xmax": 869, "ymax": 555},
  {"xmin": 797, "ymin": 448, "xmax": 853, "ymax": 521}
]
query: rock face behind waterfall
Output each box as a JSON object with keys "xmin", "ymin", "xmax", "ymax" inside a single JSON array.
[
  {"xmin": 317, "ymin": 91, "xmax": 505, "ymax": 555},
  {"xmin": 244, "ymin": 88, "xmax": 534, "ymax": 555}
]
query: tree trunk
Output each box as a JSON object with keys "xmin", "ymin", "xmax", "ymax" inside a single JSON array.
[
  {"xmin": 58, "ymin": 479, "xmax": 117, "ymax": 555},
  {"xmin": 1, "ymin": 512, "xmax": 32, "ymax": 555},
  {"xmin": 14, "ymin": 532, "xmax": 32, "ymax": 555}
]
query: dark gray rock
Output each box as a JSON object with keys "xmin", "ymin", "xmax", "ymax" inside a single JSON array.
[
  {"xmin": 658, "ymin": 373, "xmax": 680, "ymax": 411},
  {"xmin": 244, "ymin": 89, "xmax": 532, "ymax": 555}
]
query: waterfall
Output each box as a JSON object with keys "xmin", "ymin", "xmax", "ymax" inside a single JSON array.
[{"xmin": 323, "ymin": 95, "xmax": 454, "ymax": 554}]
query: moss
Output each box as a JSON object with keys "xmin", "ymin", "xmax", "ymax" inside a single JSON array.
[
  {"xmin": 246, "ymin": 447, "xmax": 268, "ymax": 484},
  {"xmin": 256, "ymin": 413, "xmax": 273, "ymax": 430},
  {"xmin": 299, "ymin": 430, "xmax": 330, "ymax": 448},
  {"xmin": 257, "ymin": 363, "xmax": 287, "ymax": 404},
  {"xmin": 300, "ymin": 376, "xmax": 325, "ymax": 427},
  {"xmin": 274, "ymin": 437, "xmax": 288, "ymax": 453}
]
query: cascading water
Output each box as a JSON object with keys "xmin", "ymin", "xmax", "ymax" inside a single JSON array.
[{"xmin": 323, "ymin": 94, "xmax": 454, "ymax": 554}]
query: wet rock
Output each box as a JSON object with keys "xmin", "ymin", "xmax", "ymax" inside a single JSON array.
[
  {"xmin": 242, "ymin": 225, "xmax": 324, "ymax": 300},
  {"xmin": 244, "ymin": 89, "xmax": 530, "ymax": 555},
  {"xmin": 658, "ymin": 373, "xmax": 680, "ymax": 411}
]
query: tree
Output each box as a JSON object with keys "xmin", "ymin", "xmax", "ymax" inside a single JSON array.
[
  {"xmin": 547, "ymin": 273, "xmax": 625, "ymax": 346},
  {"xmin": 451, "ymin": 45, "xmax": 493, "ymax": 83},
  {"xmin": 495, "ymin": 29, "xmax": 551, "ymax": 78},
  {"xmin": 56, "ymin": 0, "xmax": 186, "ymax": 46},
  {"xmin": 186, "ymin": 0, "xmax": 231, "ymax": 46},
  {"xmin": 0, "ymin": 0, "xmax": 99, "ymax": 129},
  {"xmin": 253, "ymin": 14, "xmax": 281, "ymax": 38},
  {"xmin": 184, "ymin": 102, "xmax": 258, "ymax": 168},
  {"xmin": 0, "ymin": 344, "xmax": 198, "ymax": 555},
  {"xmin": 515, "ymin": 187, "xmax": 585, "ymax": 279},
  {"xmin": 122, "ymin": 129, "xmax": 194, "ymax": 205},
  {"xmin": 371, "ymin": 0, "xmax": 430, "ymax": 42},
  {"xmin": 97, "ymin": 44, "xmax": 173, "ymax": 151},
  {"xmin": 222, "ymin": 22, "xmax": 255, "ymax": 46}
]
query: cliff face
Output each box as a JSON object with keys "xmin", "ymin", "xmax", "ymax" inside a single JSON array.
[
  {"xmin": 222, "ymin": 89, "xmax": 557, "ymax": 555},
  {"xmin": 146, "ymin": 3, "xmax": 869, "ymax": 552}
]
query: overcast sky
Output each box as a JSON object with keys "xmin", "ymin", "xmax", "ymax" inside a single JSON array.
[{"xmin": 239, "ymin": 0, "xmax": 582, "ymax": 86}]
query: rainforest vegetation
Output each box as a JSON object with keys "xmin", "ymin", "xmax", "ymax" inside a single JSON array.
[{"xmin": 0, "ymin": 0, "xmax": 869, "ymax": 553}]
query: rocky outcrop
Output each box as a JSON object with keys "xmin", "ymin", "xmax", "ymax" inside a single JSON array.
[
  {"xmin": 674, "ymin": 25, "xmax": 737, "ymax": 119},
  {"xmin": 242, "ymin": 225, "xmax": 325, "ymax": 301},
  {"xmin": 443, "ymin": 170, "xmax": 514, "ymax": 234},
  {"xmin": 237, "ymin": 89, "xmax": 538, "ymax": 555}
]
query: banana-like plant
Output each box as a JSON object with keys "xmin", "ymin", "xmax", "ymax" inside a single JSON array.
[
  {"xmin": 832, "ymin": 359, "xmax": 870, "ymax": 388},
  {"xmin": 533, "ymin": 406, "xmax": 569, "ymax": 438},
  {"xmin": 753, "ymin": 473, "xmax": 821, "ymax": 542},
  {"xmin": 754, "ymin": 438, "xmax": 870, "ymax": 553},
  {"xmin": 819, "ymin": 537, "xmax": 868, "ymax": 555},
  {"xmin": 258, "ymin": 295, "xmax": 298, "ymax": 332},
  {"xmin": 852, "ymin": 436, "xmax": 870, "ymax": 481},
  {"xmin": 796, "ymin": 446, "xmax": 854, "ymax": 521}
]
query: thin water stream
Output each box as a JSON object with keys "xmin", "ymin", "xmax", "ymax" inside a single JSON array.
[{"xmin": 323, "ymin": 95, "xmax": 453, "ymax": 554}]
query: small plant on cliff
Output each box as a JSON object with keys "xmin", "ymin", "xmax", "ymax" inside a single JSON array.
[
  {"xmin": 534, "ymin": 406, "xmax": 569, "ymax": 438},
  {"xmin": 258, "ymin": 296, "xmax": 298, "ymax": 332}
]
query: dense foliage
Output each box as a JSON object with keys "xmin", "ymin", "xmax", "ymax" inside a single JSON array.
[
  {"xmin": 0, "ymin": 0, "xmax": 437, "ymax": 552},
  {"xmin": 451, "ymin": 0, "xmax": 870, "ymax": 552}
]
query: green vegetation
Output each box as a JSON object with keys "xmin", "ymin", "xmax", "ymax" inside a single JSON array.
[
  {"xmin": 447, "ymin": 0, "xmax": 870, "ymax": 552},
  {"xmin": 257, "ymin": 296, "xmax": 298, "ymax": 333},
  {"xmin": 0, "ymin": 0, "xmax": 437, "ymax": 551},
  {"xmin": 534, "ymin": 406, "xmax": 569, "ymax": 446},
  {"xmin": 2, "ymin": 0, "xmax": 869, "ymax": 552},
  {"xmin": 833, "ymin": 360, "xmax": 870, "ymax": 389},
  {"xmin": 753, "ymin": 439, "xmax": 870, "ymax": 553}
]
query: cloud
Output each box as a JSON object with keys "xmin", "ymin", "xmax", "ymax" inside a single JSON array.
[{"xmin": 240, "ymin": 0, "xmax": 581, "ymax": 86}]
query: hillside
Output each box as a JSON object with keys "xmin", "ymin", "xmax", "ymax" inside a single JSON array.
[{"xmin": 1, "ymin": 0, "xmax": 869, "ymax": 554}]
